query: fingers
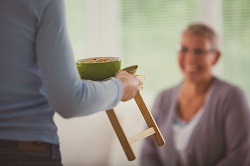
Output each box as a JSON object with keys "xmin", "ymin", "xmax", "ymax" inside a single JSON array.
[
  {"xmin": 136, "ymin": 75, "xmax": 145, "ymax": 90},
  {"xmin": 115, "ymin": 71, "xmax": 143, "ymax": 102}
]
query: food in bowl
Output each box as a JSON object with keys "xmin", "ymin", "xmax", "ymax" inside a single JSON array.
[
  {"xmin": 85, "ymin": 57, "xmax": 112, "ymax": 63},
  {"xmin": 76, "ymin": 57, "xmax": 121, "ymax": 81}
]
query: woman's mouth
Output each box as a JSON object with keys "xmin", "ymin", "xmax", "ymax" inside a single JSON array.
[{"xmin": 184, "ymin": 64, "xmax": 200, "ymax": 72}]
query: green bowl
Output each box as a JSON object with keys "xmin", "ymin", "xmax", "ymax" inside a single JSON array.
[{"xmin": 76, "ymin": 57, "xmax": 121, "ymax": 81}]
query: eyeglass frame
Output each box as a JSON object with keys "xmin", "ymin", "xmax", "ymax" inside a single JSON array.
[{"xmin": 175, "ymin": 44, "xmax": 216, "ymax": 56}]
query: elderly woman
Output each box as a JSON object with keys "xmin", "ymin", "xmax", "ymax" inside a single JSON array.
[{"xmin": 140, "ymin": 23, "xmax": 250, "ymax": 166}]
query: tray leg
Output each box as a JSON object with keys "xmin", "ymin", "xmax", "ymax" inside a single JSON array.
[
  {"xmin": 134, "ymin": 93, "xmax": 165, "ymax": 146},
  {"xmin": 106, "ymin": 109, "xmax": 136, "ymax": 161}
]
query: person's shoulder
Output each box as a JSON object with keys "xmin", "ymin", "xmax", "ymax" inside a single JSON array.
[
  {"xmin": 213, "ymin": 76, "xmax": 246, "ymax": 99},
  {"xmin": 214, "ymin": 77, "xmax": 250, "ymax": 119}
]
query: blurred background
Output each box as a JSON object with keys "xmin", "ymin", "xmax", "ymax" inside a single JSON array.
[{"xmin": 54, "ymin": 0, "xmax": 250, "ymax": 165}]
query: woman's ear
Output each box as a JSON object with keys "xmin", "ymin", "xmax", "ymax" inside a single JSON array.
[{"xmin": 212, "ymin": 51, "xmax": 221, "ymax": 65}]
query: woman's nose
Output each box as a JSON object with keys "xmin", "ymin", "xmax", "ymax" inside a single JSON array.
[{"xmin": 183, "ymin": 50, "xmax": 197, "ymax": 63}]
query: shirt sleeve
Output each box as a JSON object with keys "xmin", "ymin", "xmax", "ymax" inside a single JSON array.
[
  {"xmin": 35, "ymin": 0, "xmax": 123, "ymax": 118},
  {"xmin": 216, "ymin": 87, "xmax": 250, "ymax": 166}
]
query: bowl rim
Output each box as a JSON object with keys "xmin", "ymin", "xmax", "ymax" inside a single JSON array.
[{"xmin": 76, "ymin": 56, "xmax": 121, "ymax": 64}]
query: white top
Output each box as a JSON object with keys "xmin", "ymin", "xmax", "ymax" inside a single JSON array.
[
  {"xmin": 172, "ymin": 107, "xmax": 204, "ymax": 163},
  {"xmin": 172, "ymin": 86, "xmax": 213, "ymax": 164}
]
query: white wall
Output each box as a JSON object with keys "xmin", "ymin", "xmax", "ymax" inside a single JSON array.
[
  {"xmin": 55, "ymin": 112, "xmax": 114, "ymax": 166},
  {"xmin": 85, "ymin": 0, "xmax": 122, "ymax": 58}
]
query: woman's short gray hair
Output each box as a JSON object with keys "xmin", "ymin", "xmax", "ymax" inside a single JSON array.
[{"xmin": 183, "ymin": 23, "xmax": 220, "ymax": 51}]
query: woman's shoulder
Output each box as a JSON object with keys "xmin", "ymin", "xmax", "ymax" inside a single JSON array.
[
  {"xmin": 211, "ymin": 77, "xmax": 249, "ymax": 113},
  {"xmin": 213, "ymin": 77, "xmax": 250, "ymax": 122},
  {"xmin": 213, "ymin": 77, "xmax": 245, "ymax": 97}
]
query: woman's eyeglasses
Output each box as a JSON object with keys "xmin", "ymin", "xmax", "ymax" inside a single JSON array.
[{"xmin": 175, "ymin": 44, "xmax": 215, "ymax": 56}]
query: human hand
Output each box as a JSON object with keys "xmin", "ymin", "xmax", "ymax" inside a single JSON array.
[{"xmin": 116, "ymin": 71, "xmax": 143, "ymax": 101}]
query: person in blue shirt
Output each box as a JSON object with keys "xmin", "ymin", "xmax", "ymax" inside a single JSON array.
[{"xmin": 0, "ymin": 0, "xmax": 141, "ymax": 165}]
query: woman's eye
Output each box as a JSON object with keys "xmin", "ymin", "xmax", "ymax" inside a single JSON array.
[{"xmin": 194, "ymin": 49, "xmax": 206, "ymax": 55}]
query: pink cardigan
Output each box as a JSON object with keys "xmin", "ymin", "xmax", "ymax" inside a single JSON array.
[{"xmin": 140, "ymin": 77, "xmax": 250, "ymax": 166}]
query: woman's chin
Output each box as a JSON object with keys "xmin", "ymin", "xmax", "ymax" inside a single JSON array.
[{"xmin": 184, "ymin": 72, "xmax": 199, "ymax": 82}]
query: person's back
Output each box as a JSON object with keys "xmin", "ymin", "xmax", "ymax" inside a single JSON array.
[
  {"xmin": 0, "ymin": 0, "xmax": 140, "ymax": 165},
  {"xmin": 0, "ymin": 0, "xmax": 62, "ymax": 144}
]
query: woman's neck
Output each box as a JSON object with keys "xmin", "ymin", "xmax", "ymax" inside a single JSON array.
[
  {"xmin": 177, "ymin": 76, "xmax": 214, "ymax": 122},
  {"xmin": 182, "ymin": 76, "xmax": 214, "ymax": 97}
]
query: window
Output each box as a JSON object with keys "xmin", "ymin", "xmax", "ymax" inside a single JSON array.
[
  {"xmin": 64, "ymin": 0, "xmax": 86, "ymax": 60},
  {"xmin": 64, "ymin": 0, "xmax": 250, "ymax": 100},
  {"xmin": 222, "ymin": 0, "xmax": 250, "ymax": 99},
  {"xmin": 120, "ymin": 0, "xmax": 198, "ymax": 96}
]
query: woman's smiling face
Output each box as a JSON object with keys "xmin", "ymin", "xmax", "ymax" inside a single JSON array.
[{"xmin": 178, "ymin": 33, "xmax": 220, "ymax": 83}]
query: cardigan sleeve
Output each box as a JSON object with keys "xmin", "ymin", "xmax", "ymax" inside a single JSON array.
[
  {"xmin": 216, "ymin": 87, "xmax": 250, "ymax": 166},
  {"xmin": 35, "ymin": 0, "xmax": 123, "ymax": 118}
]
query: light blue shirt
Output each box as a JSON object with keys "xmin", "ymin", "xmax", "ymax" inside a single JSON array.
[{"xmin": 0, "ymin": 0, "xmax": 123, "ymax": 144}]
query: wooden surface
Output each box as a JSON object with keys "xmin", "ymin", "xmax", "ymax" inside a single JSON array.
[{"xmin": 128, "ymin": 127, "xmax": 155, "ymax": 144}]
